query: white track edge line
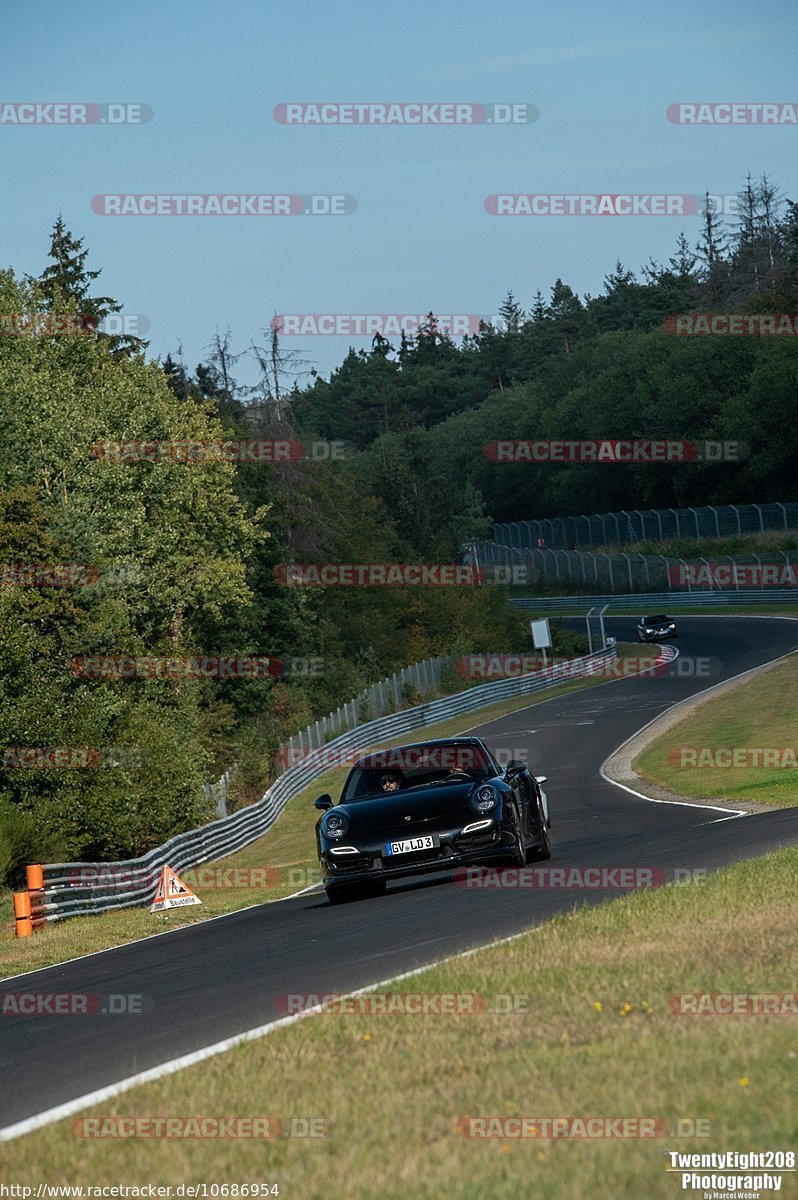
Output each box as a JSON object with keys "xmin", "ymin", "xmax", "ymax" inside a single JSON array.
[
  {"xmin": 598, "ymin": 645, "xmax": 798, "ymax": 816},
  {"xmin": 0, "ymin": 926, "xmax": 536, "ymax": 1142}
]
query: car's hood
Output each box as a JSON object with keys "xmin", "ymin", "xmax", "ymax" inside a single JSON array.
[{"xmin": 338, "ymin": 780, "xmax": 490, "ymax": 829}]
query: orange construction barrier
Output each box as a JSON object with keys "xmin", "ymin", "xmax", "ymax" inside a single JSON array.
[
  {"xmin": 26, "ymin": 864, "xmax": 44, "ymax": 891},
  {"xmin": 13, "ymin": 892, "xmax": 32, "ymax": 938}
]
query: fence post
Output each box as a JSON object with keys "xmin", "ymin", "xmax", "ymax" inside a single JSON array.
[
  {"xmin": 680, "ymin": 559, "xmax": 691, "ymax": 593},
  {"xmin": 639, "ymin": 554, "xmax": 650, "ymax": 588},
  {"xmin": 623, "ymin": 553, "xmax": 633, "ymax": 591},
  {"xmin": 777, "ymin": 502, "xmax": 788, "ymax": 532},
  {"xmin": 661, "ymin": 556, "xmax": 671, "ymax": 590}
]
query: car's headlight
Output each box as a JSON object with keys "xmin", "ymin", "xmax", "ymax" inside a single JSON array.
[
  {"xmin": 322, "ymin": 810, "xmax": 349, "ymax": 839},
  {"xmin": 471, "ymin": 784, "xmax": 499, "ymax": 813}
]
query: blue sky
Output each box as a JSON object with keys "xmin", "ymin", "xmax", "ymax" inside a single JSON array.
[{"xmin": 3, "ymin": 0, "xmax": 797, "ymax": 382}]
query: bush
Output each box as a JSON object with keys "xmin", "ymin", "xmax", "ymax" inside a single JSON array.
[{"xmin": 0, "ymin": 802, "xmax": 65, "ymax": 889}]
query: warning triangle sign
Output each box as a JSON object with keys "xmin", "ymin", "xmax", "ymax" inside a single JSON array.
[{"xmin": 150, "ymin": 864, "xmax": 202, "ymax": 913}]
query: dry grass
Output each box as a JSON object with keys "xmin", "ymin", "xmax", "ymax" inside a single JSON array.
[{"xmin": 635, "ymin": 655, "xmax": 798, "ymax": 807}]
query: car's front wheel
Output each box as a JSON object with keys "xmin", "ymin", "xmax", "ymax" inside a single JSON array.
[
  {"xmin": 507, "ymin": 805, "xmax": 527, "ymax": 867},
  {"xmin": 527, "ymin": 800, "xmax": 552, "ymax": 862}
]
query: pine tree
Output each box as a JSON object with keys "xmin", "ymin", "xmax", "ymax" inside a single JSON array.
[
  {"xmin": 529, "ymin": 291, "xmax": 547, "ymax": 322},
  {"xmin": 37, "ymin": 217, "xmax": 145, "ymax": 356},
  {"xmin": 163, "ymin": 351, "xmax": 194, "ymax": 400},
  {"xmin": 668, "ymin": 233, "xmax": 698, "ymax": 281},
  {"xmin": 498, "ymin": 289, "xmax": 524, "ymax": 333}
]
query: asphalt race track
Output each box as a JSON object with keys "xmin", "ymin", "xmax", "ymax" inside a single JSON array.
[{"xmin": 2, "ymin": 616, "xmax": 797, "ymax": 1135}]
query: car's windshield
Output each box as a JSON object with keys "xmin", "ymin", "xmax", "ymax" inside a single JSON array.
[
  {"xmin": 342, "ymin": 744, "xmax": 494, "ymax": 803},
  {"xmin": 644, "ymin": 615, "xmax": 668, "ymax": 623}
]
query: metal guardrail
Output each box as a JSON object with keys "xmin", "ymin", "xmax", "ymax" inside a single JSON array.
[
  {"xmin": 512, "ymin": 592, "xmax": 798, "ymax": 611},
  {"xmin": 493, "ymin": 502, "xmax": 798, "ymax": 551},
  {"xmin": 33, "ymin": 647, "xmax": 616, "ymax": 923}
]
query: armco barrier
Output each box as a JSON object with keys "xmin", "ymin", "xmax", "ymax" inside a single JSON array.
[
  {"xmin": 24, "ymin": 647, "xmax": 616, "ymax": 926},
  {"xmin": 512, "ymin": 591, "xmax": 798, "ymax": 611}
]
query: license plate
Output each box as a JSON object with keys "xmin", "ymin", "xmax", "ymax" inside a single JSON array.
[{"xmin": 385, "ymin": 835, "xmax": 437, "ymax": 856}]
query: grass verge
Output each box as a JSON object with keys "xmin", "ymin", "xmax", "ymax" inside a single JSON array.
[
  {"xmin": 634, "ymin": 654, "xmax": 798, "ymax": 808},
  {"xmin": 3, "ymin": 846, "xmax": 796, "ymax": 1199},
  {"xmin": 1, "ymin": 645, "xmax": 641, "ymax": 979}
]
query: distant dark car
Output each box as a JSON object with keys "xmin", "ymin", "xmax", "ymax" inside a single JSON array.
[
  {"xmin": 637, "ymin": 614, "xmax": 678, "ymax": 643},
  {"xmin": 314, "ymin": 737, "xmax": 551, "ymax": 904}
]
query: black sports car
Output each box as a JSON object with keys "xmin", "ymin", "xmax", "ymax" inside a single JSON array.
[
  {"xmin": 314, "ymin": 737, "xmax": 551, "ymax": 904},
  {"xmin": 637, "ymin": 614, "xmax": 678, "ymax": 643}
]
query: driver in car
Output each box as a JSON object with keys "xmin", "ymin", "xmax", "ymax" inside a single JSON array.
[{"xmin": 379, "ymin": 772, "xmax": 401, "ymax": 793}]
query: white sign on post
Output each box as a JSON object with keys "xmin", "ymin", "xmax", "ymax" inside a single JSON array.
[{"xmin": 530, "ymin": 618, "xmax": 552, "ymax": 669}]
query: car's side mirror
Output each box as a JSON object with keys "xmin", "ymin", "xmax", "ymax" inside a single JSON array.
[
  {"xmin": 504, "ymin": 759, "xmax": 526, "ymax": 776},
  {"xmin": 314, "ymin": 794, "xmax": 333, "ymax": 811}
]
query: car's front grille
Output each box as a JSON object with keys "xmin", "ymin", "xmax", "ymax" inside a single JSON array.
[
  {"xmin": 328, "ymin": 855, "xmax": 370, "ymax": 873},
  {"xmin": 454, "ymin": 832, "xmax": 496, "ymax": 852}
]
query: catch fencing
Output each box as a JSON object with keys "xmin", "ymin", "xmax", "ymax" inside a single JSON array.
[
  {"xmin": 283, "ymin": 655, "xmax": 450, "ymax": 763},
  {"xmin": 205, "ymin": 656, "xmax": 451, "ymax": 819},
  {"xmin": 469, "ymin": 538, "xmax": 798, "ymax": 595},
  {"xmin": 493, "ymin": 502, "xmax": 798, "ymax": 552},
  {"xmin": 29, "ymin": 647, "xmax": 616, "ymax": 924}
]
